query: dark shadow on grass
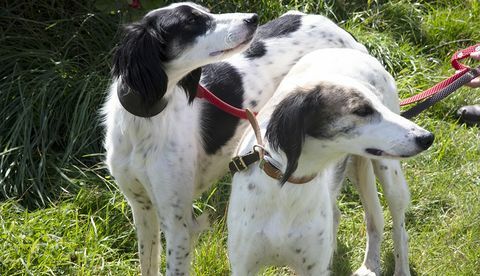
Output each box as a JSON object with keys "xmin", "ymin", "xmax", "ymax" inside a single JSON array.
[{"xmin": 331, "ymin": 239, "xmax": 353, "ymax": 275}]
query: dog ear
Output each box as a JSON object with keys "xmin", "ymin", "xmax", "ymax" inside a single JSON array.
[
  {"xmin": 179, "ymin": 67, "xmax": 202, "ymax": 104},
  {"xmin": 112, "ymin": 22, "xmax": 168, "ymax": 105},
  {"xmin": 266, "ymin": 88, "xmax": 328, "ymax": 185},
  {"xmin": 265, "ymin": 92, "xmax": 309, "ymax": 185}
]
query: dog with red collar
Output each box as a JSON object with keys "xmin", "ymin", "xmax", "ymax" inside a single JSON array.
[{"xmin": 103, "ymin": 2, "xmax": 366, "ymax": 275}]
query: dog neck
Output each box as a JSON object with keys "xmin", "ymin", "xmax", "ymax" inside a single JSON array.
[
  {"xmin": 117, "ymin": 67, "xmax": 200, "ymax": 118},
  {"xmin": 266, "ymin": 139, "xmax": 348, "ymax": 183},
  {"xmin": 117, "ymin": 82, "xmax": 170, "ymax": 118}
]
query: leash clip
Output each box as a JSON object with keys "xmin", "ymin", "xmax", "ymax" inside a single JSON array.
[{"xmin": 259, "ymin": 151, "xmax": 282, "ymax": 171}]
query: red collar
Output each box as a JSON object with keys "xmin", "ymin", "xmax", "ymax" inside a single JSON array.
[{"xmin": 196, "ymin": 84, "xmax": 255, "ymax": 120}]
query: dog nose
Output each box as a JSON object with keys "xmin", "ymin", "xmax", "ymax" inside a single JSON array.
[
  {"xmin": 415, "ymin": 133, "xmax": 434, "ymax": 150},
  {"xmin": 243, "ymin": 14, "xmax": 258, "ymax": 25}
]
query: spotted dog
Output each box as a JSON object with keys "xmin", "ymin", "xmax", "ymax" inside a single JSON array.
[
  {"xmin": 228, "ymin": 48, "xmax": 434, "ymax": 276},
  {"xmin": 103, "ymin": 2, "xmax": 368, "ymax": 275}
]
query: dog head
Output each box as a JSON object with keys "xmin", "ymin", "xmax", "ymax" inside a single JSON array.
[
  {"xmin": 265, "ymin": 80, "xmax": 434, "ymax": 184},
  {"xmin": 112, "ymin": 2, "xmax": 258, "ymax": 117}
]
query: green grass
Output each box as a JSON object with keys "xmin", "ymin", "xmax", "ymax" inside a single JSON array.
[{"xmin": 1, "ymin": 0, "xmax": 480, "ymax": 275}]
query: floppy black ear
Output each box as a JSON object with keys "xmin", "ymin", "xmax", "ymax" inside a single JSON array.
[
  {"xmin": 265, "ymin": 89, "xmax": 327, "ymax": 185},
  {"xmin": 112, "ymin": 22, "xmax": 168, "ymax": 104},
  {"xmin": 179, "ymin": 67, "xmax": 202, "ymax": 104},
  {"xmin": 265, "ymin": 92, "xmax": 308, "ymax": 185}
]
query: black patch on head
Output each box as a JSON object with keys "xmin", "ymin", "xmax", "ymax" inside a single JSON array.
[
  {"xmin": 266, "ymin": 85, "xmax": 364, "ymax": 184},
  {"xmin": 112, "ymin": 5, "xmax": 213, "ymax": 116},
  {"xmin": 255, "ymin": 14, "xmax": 302, "ymax": 39},
  {"xmin": 200, "ymin": 62, "xmax": 244, "ymax": 154},
  {"xmin": 146, "ymin": 5, "xmax": 215, "ymax": 53},
  {"xmin": 243, "ymin": 41, "xmax": 266, "ymax": 59}
]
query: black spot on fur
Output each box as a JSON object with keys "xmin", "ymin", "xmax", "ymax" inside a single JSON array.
[
  {"xmin": 256, "ymin": 14, "xmax": 302, "ymax": 39},
  {"xmin": 179, "ymin": 67, "xmax": 202, "ymax": 103},
  {"xmin": 248, "ymin": 183, "xmax": 255, "ymax": 190},
  {"xmin": 307, "ymin": 263, "xmax": 316, "ymax": 270},
  {"xmin": 200, "ymin": 62, "xmax": 244, "ymax": 154},
  {"xmin": 244, "ymin": 41, "xmax": 266, "ymax": 59},
  {"xmin": 250, "ymin": 100, "xmax": 258, "ymax": 107}
]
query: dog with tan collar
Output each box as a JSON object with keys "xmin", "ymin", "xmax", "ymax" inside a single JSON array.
[{"xmin": 227, "ymin": 48, "xmax": 434, "ymax": 275}]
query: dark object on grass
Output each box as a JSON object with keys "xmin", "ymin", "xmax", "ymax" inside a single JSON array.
[{"xmin": 457, "ymin": 105, "xmax": 480, "ymax": 126}]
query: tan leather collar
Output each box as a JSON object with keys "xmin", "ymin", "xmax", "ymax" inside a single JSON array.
[{"xmin": 260, "ymin": 158, "xmax": 317, "ymax": 184}]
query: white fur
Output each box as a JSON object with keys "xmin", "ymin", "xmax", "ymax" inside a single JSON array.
[
  {"xmin": 228, "ymin": 49, "xmax": 432, "ymax": 275},
  {"xmin": 103, "ymin": 4, "xmax": 368, "ymax": 275}
]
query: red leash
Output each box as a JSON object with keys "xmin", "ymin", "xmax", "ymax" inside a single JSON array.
[
  {"xmin": 196, "ymin": 85, "xmax": 255, "ymax": 120},
  {"xmin": 400, "ymin": 43, "xmax": 480, "ymax": 106}
]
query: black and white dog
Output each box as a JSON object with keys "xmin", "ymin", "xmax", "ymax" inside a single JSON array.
[
  {"xmin": 102, "ymin": 2, "xmax": 409, "ymax": 275},
  {"xmin": 227, "ymin": 48, "xmax": 434, "ymax": 275}
]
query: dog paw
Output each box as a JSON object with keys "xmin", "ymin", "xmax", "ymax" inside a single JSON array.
[{"xmin": 352, "ymin": 265, "xmax": 380, "ymax": 276}]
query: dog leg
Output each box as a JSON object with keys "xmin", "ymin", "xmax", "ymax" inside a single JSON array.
[
  {"xmin": 131, "ymin": 202, "xmax": 161, "ymax": 276},
  {"xmin": 373, "ymin": 159, "xmax": 411, "ymax": 276},
  {"xmin": 147, "ymin": 175, "xmax": 199, "ymax": 276},
  {"xmin": 228, "ymin": 232, "xmax": 261, "ymax": 276},
  {"xmin": 115, "ymin": 175, "xmax": 161, "ymax": 276},
  {"xmin": 332, "ymin": 204, "xmax": 341, "ymax": 252},
  {"xmin": 331, "ymin": 157, "xmax": 349, "ymax": 254},
  {"xmin": 230, "ymin": 258, "xmax": 259, "ymax": 276},
  {"xmin": 349, "ymin": 156, "xmax": 383, "ymax": 276}
]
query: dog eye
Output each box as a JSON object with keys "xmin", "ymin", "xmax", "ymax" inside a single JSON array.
[
  {"xmin": 187, "ymin": 16, "xmax": 197, "ymax": 24},
  {"xmin": 353, "ymin": 105, "xmax": 374, "ymax": 117},
  {"xmin": 187, "ymin": 11, "xmax": 201, "ymax": 24}
]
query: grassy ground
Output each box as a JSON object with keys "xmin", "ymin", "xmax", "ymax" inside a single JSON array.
[{"xmin": 1, "ymin": 0, "xmax": 479, "ymax": 275}]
